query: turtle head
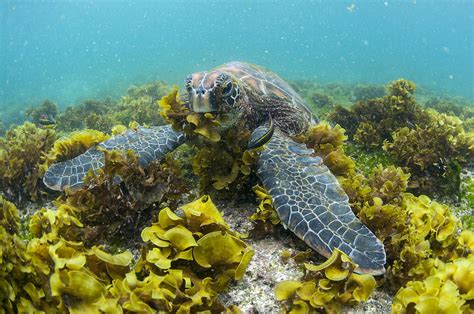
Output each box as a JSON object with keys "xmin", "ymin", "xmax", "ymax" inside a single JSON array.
[{"xmin": 185, "ymin": 71, "xmax": 241, "ymax": 113}]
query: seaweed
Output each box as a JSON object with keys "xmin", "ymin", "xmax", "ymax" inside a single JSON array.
[
  {"xmin": 336, "ymin": 161, "xmax": 472, "ymax": 288},
  {"xmin": 57, "ymin": 145, "xmax": 188, "ymax": 246},
  {"xmin": 0, "ymin": 122, "xmax": 57, "ymax": 203},
  {"xmin": 159, "ymin": 88, "xmax": 259, "ymax": 194},
  {"xmin": 1, "ymin": 181, "xmax": 252, "ymax": 312},
  {"xmin": 40, "ymin": 129, "xmax": 109, "ymax": 170},
  {"xmin": 330, "ymin": 79, "xmax": 472, "ymax": 197},
  {"xmin": 276, "ymin": 249, "xmax": 377, "ymax": 313},
  {"xmin": 330, "ymin": 79, "xmax": 429, "ymax": 149},
  {"xmin": 383, "ymin": 111, "xmax": 473, "ymax": 195},
  {"xmin": 25, "ymin": 99, "xmax": 59, "ymax": 126},
  {"xmin": 56, "ymin": 98, "xmax": 116, "ymax": 132},
  {"xmin": 300, "ymin": 122, "xmax": 355, "ymax": 177},
  {"xmin": 352, "ymin": 84, "xmax": 385, "ymax": 102},
  {"xmin": 55, "ymin": 81, "xmax": 170, "ymax": 133},
  {"xmin": 424, "ymin": 96, "xmax": 474, "ymax": 119},
  {"xmin": 392, "ymin": 255, "xmax": 474, "ymax": 313}
]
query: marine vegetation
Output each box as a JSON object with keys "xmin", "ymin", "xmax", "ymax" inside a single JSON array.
[
  {"xmin": 0, "ymin": 120, "xmax": 5, "ymax": 137},
  {"xmin": 249, "ymin": 121, "xmax": 472, "ymax": 311},
  {"xmin": 276, "ymin": 249, "xmax": 376, "ymax": 313},
  {"xmin": 56, "ymin": 98, "xmax": 117, "ymax": 133},
  {"xmin": 0, "ymin": 191, "xmax": 252, "ymax": 313},
  {"xmin": 352, "ymin": 84, "xmax": 386, "ymax": 102},
  {"xmin": 298, "ymin": 122, "xmax": 355, "ymax": 177},
  {"xmin": 54, "ymin": 81, "xmax": 170, "ymax": 133},
  {"xmin": 0, "ymin": 122, "xmax": 56, "ymax": 203},
  {"xmin": 3, "ymin": 61, "xmax": 473, "ymax": 313},
  {"xmin": 25, "ymin": 99, "xmax": 59, "ymax": 126},
  {"xmin": 57, "ymin": 141, "xmax": 188, "ymax": 245},
  {"xmin": 392, "ymin": 254, "xmax": 474, "ymax": 313},
  {"xmin": 330, "ymin": 79, "xmax": 474, "ymax": 196},
  {"xmin": 330, "ymin": 79, "xmax": 428, "ymax": 148},
  {"xmin": 424, "ymin": 96, "xmax": 474, "ymax": 120},
  {"xmin": 457, "ymin": 177, "xmax": 474, "ymax": 230},
  {"xmin": 384, "ymin": 111, "xmax": 473, "ymax": 195},
  {"xmin": 112, "ymin": 81, "xmax": 170, "ymax": 127},
  {"xmin": 40, "ymin": 129, "xmax": 110, "ymax": 170},
  {"xmin": 159, "ymin": 86, "xmax": 259, "ymax": 194}
]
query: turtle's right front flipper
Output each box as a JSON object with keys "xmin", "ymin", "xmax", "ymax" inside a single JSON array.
[{"xmin": 43, "ymin": 125, "xmax": 185, "ymax": 191}]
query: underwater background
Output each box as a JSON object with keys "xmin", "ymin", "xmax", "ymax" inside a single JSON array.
[
  {"xmin": 1, "ymin": 0, "xmax": 473, "ymax": 117},
  {"xmin": 1, "ymin": 1, "xmax": 474, "ymax": 313}
]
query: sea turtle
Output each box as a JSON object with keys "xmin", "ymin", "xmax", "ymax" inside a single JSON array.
[{"xmin": 43, "ymin": 61, "xmax": 386, "ymax": 275}]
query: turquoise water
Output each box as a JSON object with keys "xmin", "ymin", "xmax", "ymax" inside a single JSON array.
[{"xmin": 1, "ymin": 0, "xmax": 473, "ymax": 112}]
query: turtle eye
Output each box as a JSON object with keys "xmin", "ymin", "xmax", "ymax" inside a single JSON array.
[{"xmin": 222, "ymin": 81, "xmax": 233, "ymax": 96}]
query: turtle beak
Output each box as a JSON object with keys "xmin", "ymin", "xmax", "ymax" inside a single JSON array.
[{"xmin": 190, "ymin": 87, "xmax": 215, "ymax": 113}]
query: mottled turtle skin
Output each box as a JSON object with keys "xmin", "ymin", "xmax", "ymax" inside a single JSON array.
[{"xmin": 44, "ymin": 61, "xmax": 386, "ymax": 275}]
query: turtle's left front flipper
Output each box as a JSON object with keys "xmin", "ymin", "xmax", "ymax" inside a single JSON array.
[
  {"xmin": 43, "ymin": 125, "xmax": 185, "ymax": 191},
  {"xmin": 254, "ymin": 128, "xmax": 386, "ymax": 275}
]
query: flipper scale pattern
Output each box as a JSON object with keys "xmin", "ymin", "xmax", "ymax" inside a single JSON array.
[
  {"xmin": 256, "ymin": 129, "xmax": 386, "ymax": 275},
  {"xmin": 43, "ymin": 125, "xmax": 185, "ymax": 191}
]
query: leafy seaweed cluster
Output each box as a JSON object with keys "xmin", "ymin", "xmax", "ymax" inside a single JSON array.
[
  {"xmin": 247, "ymin": 120, "xmax": 472, "ymax": 312},
  {"xmin": 339, "ymin": 163, "xmax": 473, "ymax": 311},
  {"xmin": 159, "ymin": 88, "xmax": 259, "ymax": 194},
  {"xmin": 458, "ymin": 177, "xmax": 474, "ymax": 230},
  {"xmin": 112, "ymin": 81, "xmax": 170, "ymax": 127},
  {"xmin": 275, "ymin": 249, "xmax": 376, "ymax": 313},
  {"xmin": 352, "ymin": 84, "xmax": 386, "ymax": 102},
  {"xmin": 53, "ymin": 81, "xmax": 170, "ymax": 133},
  {"xmin": 0, "ymin": 194, "xmax": 133, "ymax": 312},
  {"xmin": 424, "ymin": 96, "xmax": 474, "ymax": 120},
  {"xmin": 55, "ymin": 143, "xmax": 188, "ymax": 246},
  {"xmin": 248, "ymin": 184, "xmax": 280, "ymax": 226},
  {"xmin": 330, "ymin": 79, "xmax": 473, "ymax": 196},
  {"xmin": 1, "ymin": 189, "xmax": 252, "ymax": 312},
  {"xmin": 56, "ymin": 98, "xmax": 117, "ymax": 133},
  {"xmin": 330, "ymin": 79, "xmax": 428, "ymax": 149},
  {"xmin": 383, "ymin": 111, "xmax": 473, "ymax": 194},
  {"xmin": 130, "ymin": 195, "xmax": 254, "ymax": 312},
  {"xmin": 0, "ymin": 122, "xmax": 57, "ymax": 203},
  {"xmin": 392, "ymin": 254, "xmax": 474, "ymax": 313},
  {"xmin": 25, "ymin": 99, "xmax": 59, "ymax": 125},
  {"xmin": 40, "ymin": 129, "xmax": 110, "ymax": 171},
  {"xmin": 298, "ymin": 122, "xmax": 355, "ymax": 178}
]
